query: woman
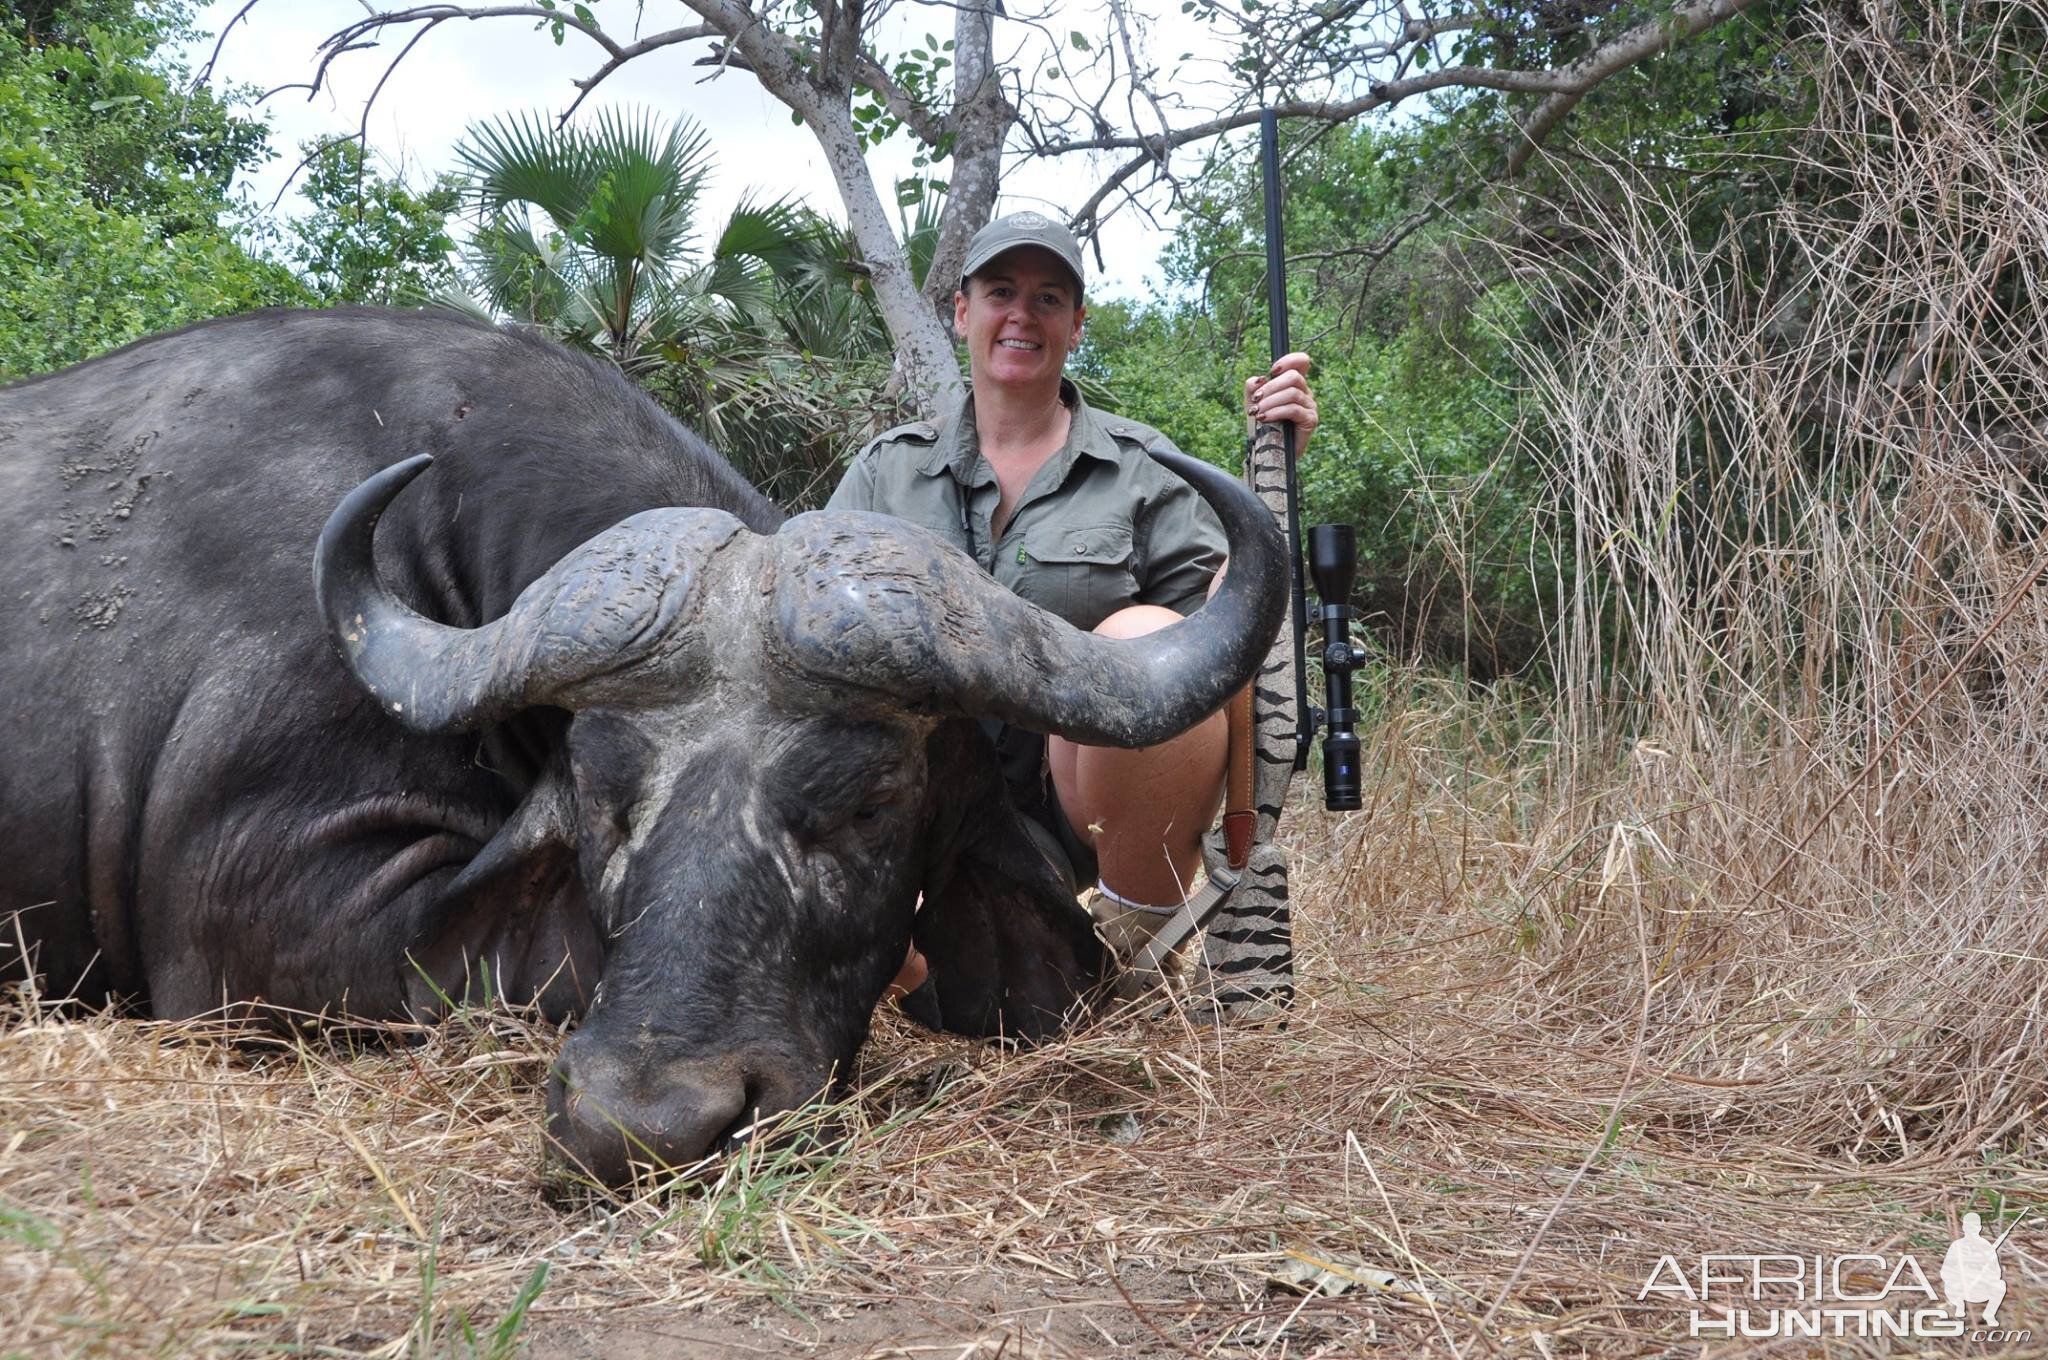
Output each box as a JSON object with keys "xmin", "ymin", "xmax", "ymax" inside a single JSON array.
[{"xmin": 828, "ymin": 212, "xmax": 1319, "ymax": 989}]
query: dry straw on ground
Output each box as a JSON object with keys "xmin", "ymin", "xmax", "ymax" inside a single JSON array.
[
  {"xmin": 2, "ymin": 754, "xmax": 2040, "ymax": 1358},
  {"xmin": 5, "ymin": 5, "xmax": 2047, "ymax": 1357}
]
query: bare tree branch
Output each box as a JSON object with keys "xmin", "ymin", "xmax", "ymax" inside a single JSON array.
[
  {"xmin": 563, "ymin": 24, "xmax": 720, "ymax": 122},
  {"xmin": 195, "ymin": 0, "xmax": 264, "ymax": 89},
  {"xmin": 321, "ymin": 4, "xmax": 625, "ymax": 61},
  {"xmin": 1057, "ymin": 0, "xmax": 1769, "ymax": 235},
  {"xmin": 1507, "ymin": 0, "xmax": 1771, "ymax": 174}
]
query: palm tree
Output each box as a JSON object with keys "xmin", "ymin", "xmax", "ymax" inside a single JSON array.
[
  {"xmin": 765, "ymin": 176, "xmax": 944, "ymax": 364},
  {"xmin": 451, "ymin": 108, "xmax": 828, "ymax": 368},
  {"xmin": 447, "ymin": 111, "xmax": 946, "ymax": 508}
]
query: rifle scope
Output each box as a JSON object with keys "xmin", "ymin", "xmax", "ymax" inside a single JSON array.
[{"xmin": 1308, "ymin": 523, "xmax": 1365, "ymax": 811}]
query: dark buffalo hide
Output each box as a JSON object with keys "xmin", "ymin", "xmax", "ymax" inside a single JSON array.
[{"xmin": 0, "ymin": 308, "xmax": 1283, "ymax": 1183}]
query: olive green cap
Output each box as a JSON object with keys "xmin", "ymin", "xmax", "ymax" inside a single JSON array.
[{"xmin": 961, "ymin": 211, "xmax": 1085, "ymax": 296}]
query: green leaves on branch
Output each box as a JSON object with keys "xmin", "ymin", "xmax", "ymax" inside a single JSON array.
[
  {"xmin": 0, "ymin": 2, "xmax": 303, "ymax": 378},
  {"xmin": 532, "ymin": 0, "xmax": 595, "ymax": 46},
  {"xmin": 288, "ymin": 139, "xmax": 460, "ymax": 305},
  {"xmin": 847, "ymin": 35, "xmax": 953, "ymax": 161}
]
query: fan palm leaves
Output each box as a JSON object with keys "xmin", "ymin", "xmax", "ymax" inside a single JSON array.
[
  {"xmin": 444, "ymin": 112, "xmax": 933, "ymax": 509},
  {"xmin": 768, "ymin": 178, "xmax": 947, "ymax": 363},
  {"xmin": 451, "ymin": 108, "xmax": 831, "ymax": 365}
]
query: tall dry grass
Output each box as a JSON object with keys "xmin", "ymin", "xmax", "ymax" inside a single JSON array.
[
  {"xmin": 1492, "ymin": 2, "xmax": 2048, "ymax": 1155},
  {"xmin": 3, "ymin": 5, "xmax": 2045, "ymax": 1356}
]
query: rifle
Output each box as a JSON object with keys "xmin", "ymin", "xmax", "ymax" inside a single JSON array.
[
  {"xmin": 1176, "ymin": 110, "xmax": 1365, "ymax": 1019},
  {"xmin": 1257, "ymin": 108, "xmax": 1365, "ymax": 811}
]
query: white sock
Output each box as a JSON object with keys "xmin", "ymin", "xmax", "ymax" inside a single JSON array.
[{"xmin": 1095, "ymin": 880, "xmax": 1179, "ymax": 916}]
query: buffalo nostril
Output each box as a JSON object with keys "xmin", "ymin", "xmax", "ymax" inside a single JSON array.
[
  {"xmin": 712, "ymin": 1075, "xmax": 770, "ymax": 1152},
  {"xmin": 712, "ymin": 1071, "xmax": 852, "ymax": 1159},
  {"xmin": 546, "ymin": 1053, "xmax": 750, "ymax": 1187}
]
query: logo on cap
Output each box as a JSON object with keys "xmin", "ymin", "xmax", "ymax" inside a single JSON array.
[{"xmin": 1007, "ymin": 211, "xmax": 1053, "ymax": 229}]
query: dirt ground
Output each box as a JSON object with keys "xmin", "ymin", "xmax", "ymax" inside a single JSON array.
[
  {"xmin": 525, "ymin": 1270, "xmax": 1205, "ymax": 1358},
  {"xmin": 4, "ymin": 790, "xmax": 2044, "ymax": 1359}
]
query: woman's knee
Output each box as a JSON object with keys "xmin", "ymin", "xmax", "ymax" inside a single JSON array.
[{"xmin": 1093, "ymin": 603, "xmax": 1183, "ymax": 640}]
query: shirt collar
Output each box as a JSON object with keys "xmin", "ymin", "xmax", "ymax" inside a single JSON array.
[{"xmin": 917, "ymin": 379, "xmax": 1123, "ymax": 478}]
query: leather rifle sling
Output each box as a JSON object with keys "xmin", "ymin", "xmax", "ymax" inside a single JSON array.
[{"xmin": 1222, "ymin": 683, "xmax": 1256, "ymax": 869}]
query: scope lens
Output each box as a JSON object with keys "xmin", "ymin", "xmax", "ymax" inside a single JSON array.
[{"xmin": 1323, "ymin": 731, "xmax": 1362, "ymax": 811}]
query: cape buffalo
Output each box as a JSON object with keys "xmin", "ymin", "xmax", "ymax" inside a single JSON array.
[{"xmin": 0, "ymin": 307, "xmax": 1284, "ymax": 1184}]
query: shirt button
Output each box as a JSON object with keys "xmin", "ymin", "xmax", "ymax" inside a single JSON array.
[{"xmin": 1070, "ymin": 539, "xmax": 1085, "ymax": 553}]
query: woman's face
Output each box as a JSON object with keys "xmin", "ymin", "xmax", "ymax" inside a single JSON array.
[{"xmin": 954, "ymin": 247, "xmax": 1086, "ymax": 396}]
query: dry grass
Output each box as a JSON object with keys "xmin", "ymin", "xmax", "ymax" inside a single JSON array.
[
  {"xmin": 1483, "ymin": 1, "xmax": 2048, "ymax": 1160},
  {"xmin": 3, "ymin": 710, "xmax": 2042, "ymax": 1357},
  {"xmin": 7, "ymin": 4, "xmax": 2048, "ymax": 1357}
]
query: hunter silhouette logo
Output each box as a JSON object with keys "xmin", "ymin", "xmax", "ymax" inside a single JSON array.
[
  {"xmin": 1639, "ymin": 1207, "xmax": 2030, "ymax": 1341},
  {"xmin": 1941, "ymin": 1212, "xmax": 2010, "ymax": 1325}
]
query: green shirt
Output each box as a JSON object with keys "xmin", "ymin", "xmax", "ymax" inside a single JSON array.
[{"xmin": 826, "ymin": 381, "xmax": 1226, "ymax": 632}]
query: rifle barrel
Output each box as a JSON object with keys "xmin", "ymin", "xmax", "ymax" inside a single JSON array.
[{"xmin": 1259, "ymin": 107, "xmax": 1315, "ymax": 770}]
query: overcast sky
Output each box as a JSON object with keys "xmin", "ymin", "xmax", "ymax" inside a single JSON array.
[{"xmin": 191, "ymin": 0, "xmax": 1214, "ymax": 302}]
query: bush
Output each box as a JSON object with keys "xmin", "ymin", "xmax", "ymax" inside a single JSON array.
[{"xmin": 0, "ymin": 3, "xmax": 305, "ymax": 379}]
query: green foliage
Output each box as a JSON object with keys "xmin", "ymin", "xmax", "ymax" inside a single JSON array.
[
  {"xmin": 850, "ymin": 33, "xmax": 956, "ymax": 161},
  {"xmin": 0, "ymin": 1, "xmax": 305, "ymax": 379},
  {"xmin": 11, "ymin": 2, "xmax": 270, "ymax": 232},
  {"xmin": 455, "ymin": 108, "xmax": 820, "ymax": 360},
  {"xmin": 1082, "ymin": 121, "xmax": 1540, "ymax": 674},
  {"xmin": 1082, "ymin": 0, "xmax": 1818, "ymax": 679},
  {"xmin": 451, "ymin": 107, "xmax": 907, "ymax": 508},
  {"xmin": 288, "ymin": 138, "xmax": 459, "ymax": 304}
]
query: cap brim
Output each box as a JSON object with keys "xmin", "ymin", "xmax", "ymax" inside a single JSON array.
[{"xmin": 961, "ymin": 242, "xmax": 1085, "ymax": 294}]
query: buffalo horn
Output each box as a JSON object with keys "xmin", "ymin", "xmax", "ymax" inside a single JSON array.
[
  {"xmin": 314, "ymin": 455, "xmax": 744, "ymax": 732},
  {"xmin": 772, "ymin": 449, "xmax": 1288, "ymax": 747}
]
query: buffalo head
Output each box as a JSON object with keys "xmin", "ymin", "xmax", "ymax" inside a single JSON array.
[{"xmin": 315, "ymin": 452, "xmax": 1283, "ymax": 1184}]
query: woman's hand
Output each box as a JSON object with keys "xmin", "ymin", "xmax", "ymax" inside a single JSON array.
[
  {"xmin": 883, "ymin": 941, "xmax": 927, "ymax": 1003},
  {"xmin": 1246, "ymin": 352, "xmax": 1319, "ymax": 457}
]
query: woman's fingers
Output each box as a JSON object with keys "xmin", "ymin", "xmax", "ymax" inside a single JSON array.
[{"xmin": 1247, "ymin": 362, "xmax": 1319, "ymax": 446}]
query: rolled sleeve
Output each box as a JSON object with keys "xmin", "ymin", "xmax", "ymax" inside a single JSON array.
[{"xmin": 1139, "ymin": 472, "xmax": 1228, "ymax": 616}]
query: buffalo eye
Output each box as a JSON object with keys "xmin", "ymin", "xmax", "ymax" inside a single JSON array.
[
  {"xmin": 764, "ymin": 724, "xmax": 913, "ymax": 842},
  {"xmin": 794, "ymin": 791, "xmax": 898, "ymax": 845},
  {"xmin": 565, "ymin": 711, "xmax": 656, "ymax": 852}
]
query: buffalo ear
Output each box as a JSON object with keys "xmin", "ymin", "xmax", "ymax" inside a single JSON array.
[
  {"xmin": 406, "ymin": 763, "xmax": 601, "ymax": 1023},
  {"xmin": 909, "ymin": 720, "xmax": 1108, "ymax": 1040}
]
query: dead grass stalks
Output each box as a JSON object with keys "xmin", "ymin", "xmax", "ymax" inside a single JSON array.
[
  {"xmin": 1490, "ymin": 1, "xmax": 2048, "ymax": 1158},
  {"xmin": 3, "ymin": 5, "xmax": 2044, "ymax": 1356}
]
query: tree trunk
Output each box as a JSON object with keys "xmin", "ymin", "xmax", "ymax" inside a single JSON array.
[
  {"xmin": 922, "ymin": 0, "xmax": 1008, "ymax": 323},
  {"xmin": 808, "ymin": 104, "xmax": 965, "ymax": 414},
  {"xmin": 690, "ymin": 0, "xmax": 968, "ymax": 415}
]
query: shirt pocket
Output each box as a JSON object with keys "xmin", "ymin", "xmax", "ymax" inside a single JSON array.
[{"xmin": 1015, "ymin": 521, "xmax": 1138, "ymax": 631}]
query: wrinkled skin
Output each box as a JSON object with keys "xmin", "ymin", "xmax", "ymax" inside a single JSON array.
[
  {"xmin": 548, "ymin": 711, "xmax": 927, "ymax": 1177},
  {"xmin": 541, "ymin": 711, "xmax": 1098, "ymax": 1180},
  {"xmin": 2, "ymin": 308, "xmax": 1282, "ymax": 1185}
]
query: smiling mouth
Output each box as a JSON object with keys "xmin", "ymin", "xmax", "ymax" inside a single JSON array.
[{"xmin": 997, "ymin": 339, "xmax": 1042, "ymax": 351}]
